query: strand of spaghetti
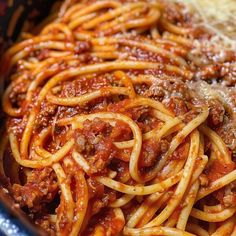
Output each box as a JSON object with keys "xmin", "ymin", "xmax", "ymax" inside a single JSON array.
[
  {"xmin": 46, "ymin": 50, "xmax": 72, "ymax": 58},
  {"xmin": 61, "ymin": 3, "xmax": 84, "ymax": 22},
  {"xmin": 126, "ymin": 192, "xmax": 163, "ymax": 227},
  {"xmin": 21, "ymin": 109, "xmax": 39, "ymax": 158},
  {"xmin": 41, "ymin": 22, "xmax": 74, "ymax": 41},
  {"xmin": 93, "ymin": 45, "xmax": 116, "ymax": 52},
  {"xmin": 53, "ymin": 163, "xmax": 75, "ymax": 234},
  {"xmin": 151, "ymin": 126, "xmax": 192, "ymax": 151},
  {"xmin": 154, "ymin": 153, "xmax": 206, "ymax": 188},
  {"xmin": 203, "ymin": 204, "xmax": 223, "ymax": 213},
  {"xmin": 97, "ymin": 36, "xmax": 187, "ymax": 65},
  {"xmin": 114, "ymin": 116, "xmax": 181, "ymax": 149},
  {"xmin": 113, "ymin": 208, "xmax": 125, "ymax": 231},
  {"xmin": 5, "ymin": 34, "xmax": 67, "ymax": 56},
  {"xmin": 101, "ymin": 7, "xmax": 160, "ymax": 35},
  {"xmin": 190, "ymin": 207, "xmax": 236, "ymax": 222},
  {"xmin": 130, "ymin": 74, "xmax": 154, "ymax": 85},
  {"xmin": 199, "ymin": 133, "xmax": 204, "ymax": 155},
  {"xmin": 190, "ymin": 155, "xmax": 208, "ymax": 183},
  {"xmin": 144, "ymin": 130, "xmax": 200, "ymax": 228},
  {"xmin": 196, "ymin": 169, "xmax": 236, "ymax": 201},
  {"xmin": 199, "ymin": 125, "xmax": 231, "ymax": 163},
  {"xmin": 72, "ymin": 151, "xmax": 90, "ymax": 173},
  {"xmin": 163, "ymin": 32, "xmax": 192, "ymax": 48},
  {"xmin": 96, "ymin": 171, "xmax": 182, "ymax": 195},
  {"xmin": 43, "ymin": 62, "xmax": 191, "ymax": 108},
  {"xmin": 137, "ymin": 192, "xmax": 173, "ymax": 227},
  {"xmin": 155, "ymin": 108, "xmax": 209, "ymax": 174},
  {"xmin": 33, "ymin": 128, "xmax": 74, "ymax": 159},
  {"xmin": 151, "ymin": 26, "xmax": 160, "ymax": 39},
  {"xmin": 109, "ymin": 194, "xmax": 135, "ymax": 208},
  {"xmin": 157, "ymin": 159, "xmax": 186, "ymax": 181},
  {"xmin": 123, "ymin": 226, "xmax": 195, "ymax": 236},
  {"xmin": 107, "ymin": 170, "xmax": 117, "ymax": 179},
  {"xmin": 23, "ymin": 60, "xmax": 162, "ymax": 157},
  {"xmin": 73, "ymin": 32, "xmax": 92, "ymax": 40},
  {"xmin": 176, "ymin": 180, "xmax": 200, "ymax": 230},
  {"xmin": 114, "ymin": 71, "xmax": 136, "ymax": 98},
  {"xmin": 98, "ymin": 6, "xmax": 148, "ymax": 31},
  {"xmin": 131, "ymin": 161, "xmax": 185, "ymax": 227},
  {"xmin": 4, "ymin": 57, "xmax": 70, "ymax": 117},
  {"xmin": 36, "ymin": 60, "xmax": 193, "ymax": 107},
  {"xmin": 91, "ymin": 37, "xmax": 188, "ymax": 56},
  {"xmin": 57, "ymin": 111, "xmax": 143, "ymax": 182},
  {"xmin": 21, "ymin": 59, "xmax": 192, "ymax": 157},
  {"xmin": 70, "ymin": 171, "xmax": 88, "ymax": 235},
  {"xmin": 164, "ymin": 214, "xmax": 178, "ymax": 227},
  {"xmin": 68, "ymin": 13, "xmax": 97, "ymax": 30},
  {"xmin": 185, "ymin": 223, "xmax": 209, "ymax": 236},
  {"xmin": 114, "ymin": 39, "xmax": 187, "ymax": 66},
  {"xmin": 9, "ymin": 132, "xmax": 74, "ymax": 168},
  {"xmin": 155, "ymin": 39, "xmax": 188, "ymax": 55},
  {"xmin": 70, "ymin": 1, "xmax": 121, "ymax": 20},
  {"xmin": 9, "ymin": 42, "xmax": 75, "ymax": 68},
  {"xmin": 160, "ymin": 18, "xmax": 190, "ymax": 35},
  {"xmin": 125, "ymin": 97, "xmax": 174, "ymax": 117},
  {"xmin": 2, "ymin": 84, "xmax": 22, "ymax": 117},
  {"xmin": 83, "ymin": 3, "xmax": 146, "ymax": 29},
  {"xmin": 19, "ymin": 60, "xmax": 37, "ymax": 69},
  {"xmin": 33, "ymin": 41, "xmax": 75, "ymax": 51},
  {"xmin": 90, "ymin": 51, "xmax": 120, "ymax": 59},
  {"xmin": 46, "ymin": 87, "xmax": 130, "ymax": 106},
  {"xmin": 33, "ymin": 127, "xmax": 52, "ymax": 158},
  {"xmin": 152, "ymin": 109, "xmax": 175, "ymax": 122},
  {"xmin": 127, "ymin": 157, "xmax": 184, "ymax": 228},
  {"xmin": 208, "ymin": 145, "xmax": 218, "ymax": 163},
  {"xmin": 26, "ymin": 65, "xmax": 67, "ymax": 103},
  {"xmin": 211, "ymin": 216, "xmax": 235, "ymax": 236},
  {"xmin": 210, "ymin": 144, "xmax": 225, "ymax": 163},
  {"xmin": 48, "ymin": 215, "xmax": 56, "ymax": 223}
]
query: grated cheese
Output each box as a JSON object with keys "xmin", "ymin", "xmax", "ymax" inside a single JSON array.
[{"xmin": 178, "ymin": 0, "xmax": 236, "ymax": 50}]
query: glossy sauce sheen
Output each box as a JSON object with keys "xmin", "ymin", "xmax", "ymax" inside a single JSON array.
[{"xmin": 1, "ymin": 0, "xmax": 236, "ymax": 235}]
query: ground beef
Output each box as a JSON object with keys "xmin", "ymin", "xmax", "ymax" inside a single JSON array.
[
  {"xmin": 75, "ymin": 119, "xmax": 118, "ymax": 174},
  {"xmin": 164, "ymin": 97, "xmax": 188, "ymax": 116},
  {"xmin": 12, "ymin": 168, "xmax": 58, "ymax": 212},
  {"xmin": 139, "ymin": 139, "xmax": 169, "ymax": 167},
  {"xmin": 207, "ymin": 99, "xmax": 225, "ymax": 127},
  {"xmin": 216, "ymin": 121, "xmax": 236, "ymax": 151}
]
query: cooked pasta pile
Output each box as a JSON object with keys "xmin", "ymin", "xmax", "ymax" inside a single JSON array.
[{"xmin": 1, "ymin": 0, "xmax": 236, "ymax": 235}]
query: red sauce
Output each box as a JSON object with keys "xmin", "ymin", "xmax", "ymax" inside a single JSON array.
[{"xmin": 205, "ymin": 159, "xmax": 235, "ymax": 183}]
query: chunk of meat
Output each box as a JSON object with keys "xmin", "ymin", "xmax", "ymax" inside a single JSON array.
[
  {"xmin": 74, "ymin": 119, "xmax": 118, "ymax": 174},
  {"xmin": 164, "ymin": 97, "xmax": 188, "ymax": 116},
  {"xmin": 216, "ymin": 120, "xmax": 236, "ymax": 151},
  {"xmin": 139, "ymin": 139, "xmax": 169, "ymax": 167},
  {"xmin": 207, "ymin": 99, "xmax": 225, "ymax": 127},
  {"xmin": 12, "ymin": 168, "xmax": 58, "ymax": 212}
]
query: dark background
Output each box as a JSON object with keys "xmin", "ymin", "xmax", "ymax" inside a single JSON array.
[{"xmin": 0, "ymin": 0, "xmax": 56, "ymax": 54}]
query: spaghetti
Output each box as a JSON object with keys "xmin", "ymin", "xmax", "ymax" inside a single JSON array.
[{"xmin": 1, "ymin": 0, "xmax": 236, "ymax": 235}]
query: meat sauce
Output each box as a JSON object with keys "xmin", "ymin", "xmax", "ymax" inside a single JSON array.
[
  {"xmin": 1, "ymin": 0, "xmax": 236, "ymax": 235},
  {"xmin": 204, "ymin": 160, "xmax": 236, "ymax": 207}
]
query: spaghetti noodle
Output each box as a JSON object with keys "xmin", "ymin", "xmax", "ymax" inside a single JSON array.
[{"xmin": 1, "ymin": 0, "xmax": 236, "ymax": 235}]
